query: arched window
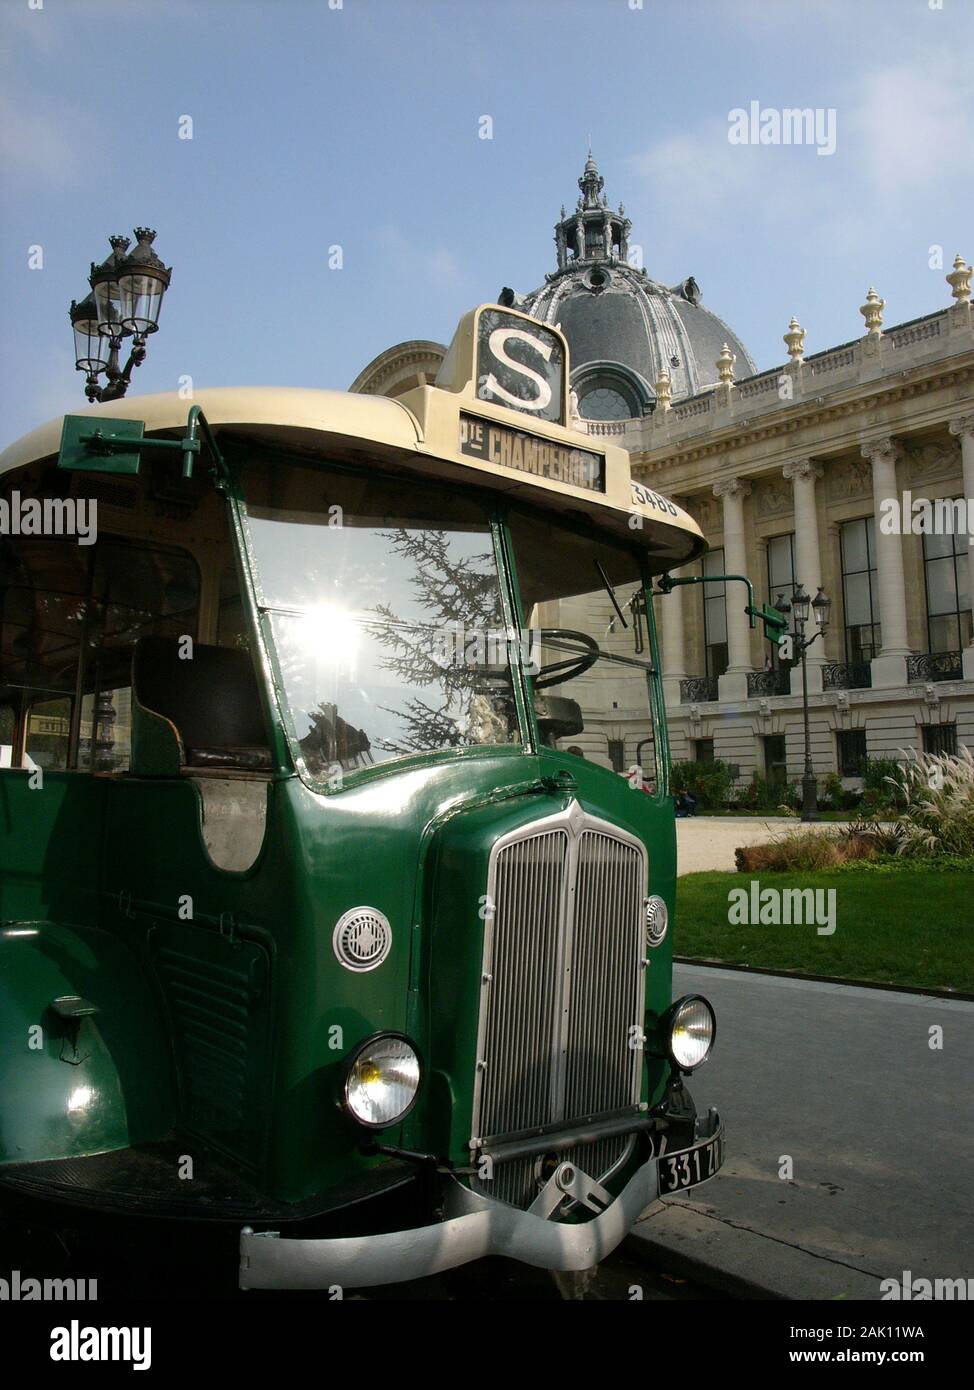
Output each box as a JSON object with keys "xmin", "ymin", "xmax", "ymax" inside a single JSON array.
[
  {"xmin": 572, "ymin": 361, "xmax": 653, "ymax": 422},
  {"xmin": 578, "ymin": 385, "xmax": 633, "ymax": 420}
]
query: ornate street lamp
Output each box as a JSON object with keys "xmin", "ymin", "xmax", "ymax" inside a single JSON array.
[
  {"xmin": 784, "ymin": 583, "xmax": 832, "ymax": 822},
  {"xmin": 117, "ymin": 228, "xmax": 171, "ymax": 337},
  {"xmin": 812, "ymin": 586, "xmax": 832, "ymax": 631},
  {"xmin": 69, "ymin": 292, "xmax": 113, "ymax": 385},
  {"xmin": 68, "ymin": 229, "xmax": 172, "ymax": 402}
]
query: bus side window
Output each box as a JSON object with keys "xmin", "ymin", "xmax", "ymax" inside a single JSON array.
[
  {"xmin": 1, "ymin": 531, "xmax": 87, "ymax": 769},
  {"xmin": 1, "ymin": 528, "xmax": 199, "ymax": 774},
  {"xmin": 0, "ymin": 702, "xmax": 15, "ymax": 767},
  {"xmin": 24, "ymin": 695, "xmax": 71, "ymax": 771}
]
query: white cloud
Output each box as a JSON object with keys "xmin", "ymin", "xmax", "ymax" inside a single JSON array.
[
  {"xmin": 851, "ymin": 54, "xmax": 973, "ymax": 193},
  {"xmin": 626, "ymin": 46, "xmax": 971, "ymax": 246}
]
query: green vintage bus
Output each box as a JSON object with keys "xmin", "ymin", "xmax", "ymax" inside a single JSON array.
[{"xmin": 0, "ymin": 305, "xmax": 722, "ymax": 1289}]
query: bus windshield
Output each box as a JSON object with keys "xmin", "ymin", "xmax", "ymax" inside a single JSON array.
[
  {"xmin": 240, "ymin": 458, "xmax": 520, "ymax": 779},
  {"xmin": 507, "ymin": 510, "xmax": 657, "ymax": 784}
]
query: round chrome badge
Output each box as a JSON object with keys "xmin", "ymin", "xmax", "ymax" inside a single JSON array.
[
  {"xmin": 333, "ymin": 907, "xmax": 392, "ymax": 972},
  {"xmin": 644, "ymin": 895, "xmax": 669, "ymax": 948}
]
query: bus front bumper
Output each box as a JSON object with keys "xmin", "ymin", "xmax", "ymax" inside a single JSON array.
[{"xmin": 238, "ymin": 1110, "xmax": 723, "ymax": 1290}]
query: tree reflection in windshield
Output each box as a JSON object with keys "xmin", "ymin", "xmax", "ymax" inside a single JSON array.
[{"xmin": 368, "ymin": 527, "xmax": 513, "ymax": 757}]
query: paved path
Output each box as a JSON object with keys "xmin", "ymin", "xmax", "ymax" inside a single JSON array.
[
  {"xmin": 632, "ymin": 963, "xmax": 974, "ymax": 1299},
  {"xmin": 676, "ymin": 816, "xmax": 787, "ymax": 874}
]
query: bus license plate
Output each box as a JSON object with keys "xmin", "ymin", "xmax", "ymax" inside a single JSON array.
[{"xmin": 658, "ymin": 1130, "xmax": 724, "ymax": 1193}]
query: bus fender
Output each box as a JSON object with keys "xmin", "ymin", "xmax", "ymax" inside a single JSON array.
[{"xmin": 0, "ymin": 921, "xmax": 175, "ymax": 1165}]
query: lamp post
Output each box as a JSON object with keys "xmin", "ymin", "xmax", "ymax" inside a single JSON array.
[
  {"xmin": 69, "ymin": 229, "xmax": 172, "ymax": 402},
  {"xmin": 775, "ymin": 585, "xmax": 832, "ymax": 821}
]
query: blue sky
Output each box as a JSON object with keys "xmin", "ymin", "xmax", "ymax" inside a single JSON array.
[{"xmin": 1, "ymin": 0, "xmax": 971, "ymax": 448}]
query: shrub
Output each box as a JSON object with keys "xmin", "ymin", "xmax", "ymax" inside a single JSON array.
[
  {"xmin": 888, "ymin": 747, "xmax": 974, "ymax": 858},
  {"xmin": 841, "ymin": 817, "xmax": 907, "ymax": 856},
  {"xmin": 861, "ymin": 757, "xmax": 907, "ymax": 813},
  {"xmin": 671, "ymin": 758, "xmax": 736, "ymax": 809},
  {"xmin": 820, "ymin": 772, "xmax": 860, "ymax": 812},
  {"xmin": 734, "ymin": 774, "xmax": 800, "ymax": 813},
  {"xmin": 734, "ymin": 825, "xmax": 880, "ymax": 872}
]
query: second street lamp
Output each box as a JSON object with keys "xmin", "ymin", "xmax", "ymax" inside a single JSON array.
[
  {"xmin": 777, "ymin": 584, "xmax": 832, "ymax": 821},
  {"xmin": 68, "ymin": 229, "xmax": 172, "ymax": 403}
]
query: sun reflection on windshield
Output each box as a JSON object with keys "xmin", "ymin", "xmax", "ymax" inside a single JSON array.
[{"xmin": 293, "ymin": 603, "xmax": 361, "ymax": 672}]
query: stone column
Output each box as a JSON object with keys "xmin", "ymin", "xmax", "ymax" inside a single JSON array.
[
  {"xmin": 949, "ymin": 415, "xmax": 974, "ymax": 678},
  {"xmin": 713, "ymin": 478, "xmax": 753, "ymax": 702},
  {"xmin": 784, "ymin": 459, "xmax": 825, "ymax": 693},
  {"xmin": 862, "ymin": 437, "xmax": 910, "ymax": 687},
  {"xmin": 659, "ymin": 562, "xmax": 688, "ymax": 710}
]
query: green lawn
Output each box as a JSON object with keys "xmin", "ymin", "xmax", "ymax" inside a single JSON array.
[
  {"xmin": 697, "ymin": 810, "xmax": 855, "ymax": 821},
  {"xmin": 676, "ymin": 865, "xmax": 973, "ymax": 993}
]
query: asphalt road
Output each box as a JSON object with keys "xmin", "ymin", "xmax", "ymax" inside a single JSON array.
[{"xmin": 633, "ymin": 963, "xmax": 974, "ymax": 1299}]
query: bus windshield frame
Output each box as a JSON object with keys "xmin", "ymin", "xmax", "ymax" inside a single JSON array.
[{"xmin": 229, "ymin": 447, "xmax": 668, "ymax": 797}]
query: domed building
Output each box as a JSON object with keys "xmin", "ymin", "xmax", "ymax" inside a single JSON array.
[
  {"xmin": 499, "ymin": 152, "xmax": 755, "ymax": 419},
  {"xmin": 351, "ymin": 153, "xmax": 755, "ymax": 418},
  {"xmin": 352, "ymin": 155, "xmax": 974, "ymax": 790}
]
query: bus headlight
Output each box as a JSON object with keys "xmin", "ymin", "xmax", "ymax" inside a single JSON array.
[
  {"xmin": 664, "ymin": 995, "xmax": 716, "ymax": 1072},
  {"xmin": 343, "ymin": 1033, "xmax": 421, "ymax": 1129}
]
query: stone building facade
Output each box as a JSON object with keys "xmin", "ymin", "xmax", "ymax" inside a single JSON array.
[{"xmin": 353, "ymin": 156, "xmax": 974, "ymax": 785}]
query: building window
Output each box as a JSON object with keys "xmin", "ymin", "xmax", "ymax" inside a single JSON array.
[
  {"xmin": 702, "ymin": 548, "xmax": 728, "ymax": 679},
  {"xmin": 763, "ymin": 734, "xmax": 787, "ymax": 786},
  {"xmin": 922, "ymin": 723, "xmax": 957, "ymax": 757},
  {"xmin": 922, "ymin": 517, "xmax": 971, "ymax": 655},
  {"xmin": 579, "ymin": 385, "xmax": 632, "ymax": 421},
  {"xmin": 836, "ymin": 729, "xmax": 867, "ymax": 776},
  {"xmin": 766, "ymin": 534, "xmax": 796, "ymax": 669},
  {"xmin": 840, "ymin": 517, "xmax": 881, "ymax": 663},
  {"xmin": 607, "ymin": 738, "xmax": 625, "ymax": 772},
  {"xmin": 693, "ymin": 738, "xmax": 714, "ymax": 763}
]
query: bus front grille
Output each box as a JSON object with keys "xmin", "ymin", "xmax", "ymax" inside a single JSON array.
[{"xmin": 471, "ymin": 804, "xmax": 646, "ymax": 1210}]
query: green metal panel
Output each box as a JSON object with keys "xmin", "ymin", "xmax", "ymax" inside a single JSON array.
[{"xmin": 0, "ymin": 921, "xmax": 174, "ymax": 1163}]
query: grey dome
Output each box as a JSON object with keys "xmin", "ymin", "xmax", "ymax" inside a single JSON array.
[{"xmin": 500, "ymin": 156, "xmax": 756, "ymax": 415}]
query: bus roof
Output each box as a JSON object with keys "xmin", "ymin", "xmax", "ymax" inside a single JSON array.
[{"xmin": 0, "ymin": 306, "xmax": 706, "ymax": 570}]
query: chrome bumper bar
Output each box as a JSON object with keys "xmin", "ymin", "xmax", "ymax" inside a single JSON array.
[{"xmin": 239, "ymin": 1111, "xmax": 723, "ymax": 1291}]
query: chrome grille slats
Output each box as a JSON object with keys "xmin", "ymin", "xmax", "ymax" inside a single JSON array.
[
  {"xmin": 471, "ymin": 805, "xmax": 647, "ymax": 1210},
  {"xmin": 478, "ymin": 829, "xmax": 567, "ymax": 1138},
  {"xmin": 565, "ymin": 832, "xmax": 643, "ymax": 1120}
]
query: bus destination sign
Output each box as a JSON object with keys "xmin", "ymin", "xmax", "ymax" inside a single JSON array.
[
  {"xmin": 459, "ymin": 412, "xmax": 605, "ymax": 493},
  {"xmin": 476, "ymin": 308, "xmax": 565, "ymax": 425}
]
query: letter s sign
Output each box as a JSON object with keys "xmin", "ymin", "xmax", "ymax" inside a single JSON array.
[{"xmin": 476, "ymin": 308, "xmax": 564, "ymax": 424}]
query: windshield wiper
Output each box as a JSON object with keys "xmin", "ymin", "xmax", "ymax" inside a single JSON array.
[{"xmin": 594, "ymin": 559, "xmax": 628, "ymax": 630}]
